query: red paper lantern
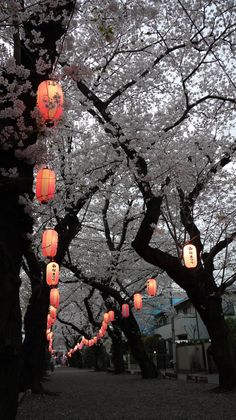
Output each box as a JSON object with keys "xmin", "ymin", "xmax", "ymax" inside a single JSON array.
[
  {"xmin": 183, "ymin": 244, "xmax": 197, "ymax": 268},
  {"xmin": 122, "ymin": 304, "xmax": 129, "ymax": 318},
  {"xmin": 108, "ymin": 310, "xmax": 115, "ymax": 321},
  {"xmin": 47, "ymin": 331, "xmax": 53, "ymax": 341},
  {"xmin": 49, "ymin": 305, "xmax": 57, "ymax": 319},
  {"xmin": 46, "ymin": 262, "xmax": 59, "ymax": 286},
  {"xmin": 134, "ymin": 293, "xmax": 142, "ymax": 310},
  {"xmin": 50, "ymin": 288, "xmax": 60, "ymax": 308},
  {"xmin": 103, "ymin": 312, "xmax": 110, "ymax": 323},
  {"xmin": 82, "ymin": 336, "xmax": 89, "ymax": 346},
  {"xmin": 37, "ymin": 80, "xmax": 63, "ymax": 127},
  {"xmin": 47, "ymin": 314, "xmax": 53, "ymax": 329},
  {"xmin": 42, "ymin": 229, "xmax": 58, "ymax": 258},
  {"xmin": 36, "ymin": 168, "xmax": 56, "ymax": 204},
  {"xmin": 93, "ymin": 337, "xmax": 98, "ymax": 344},
  {"xmin": 102, "ymin": 321, "xmax": 108, "ymax": 331},
  {"xmin": 146, "ymin": 279, "xmax": 157, "ymax": 296}
]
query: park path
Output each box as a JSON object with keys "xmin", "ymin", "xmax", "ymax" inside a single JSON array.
[{"xmin": 16, "ymin": 367, "xmax": 236, "ymax": 420}]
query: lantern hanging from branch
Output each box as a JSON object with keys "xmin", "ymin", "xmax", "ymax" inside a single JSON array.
[
  {"xmin": 50, "ymin": 288, "xmax": 60, "ymax": 308},
  {"xmin": 47, "ymin": 314, "xmax": 53, "ymax": 329},
  {"xmin": 134, "ymin": 293, "xmax": 142, "ymax": 310},
  {"xmin": 146, "ymin": 278, "xmax": 157, "ymax": 296},
  {"xmin": 42, "ymin": 229, "xmax": 58, "ymax": 258},
  {"xmin": 36, "ymin": 168, "xmax": 56, "ymax": 204},
  {"xmin": 103, "ymin": 312, "xmax": 110, "ymax": 323},
  {"xmin": 108, "ymin": 310, "xmax": 115, "ymax": 322},
  {"xmin": 78, "ymin": 342, "xmax": 84, "ymax": 350},
  {"xmin": 37, "ymin": 80, "xmax": 64, "ymax": 127},
  {"xmin": 183, "ymin": 244, "xmax": 197, "ymax": 268},
  {"xmin": 102, "ymin": 321, "xmax": 108, "ymax": 331},
  {"xmin": 47, "ymin": 331, "xmax": 53, "ymax": 341},
  {"xmin": 122, "ymin": 304, "xmax": 129, "ymax": 318},
  {"xmin": 49, "ymin": 305, "xmax": 57, "ymax": 320},
  {"xmin": 46, "ymin": 262, "xmax": 59, "ymax": 286}
]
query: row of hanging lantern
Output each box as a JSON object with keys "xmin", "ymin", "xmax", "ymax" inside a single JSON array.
[
  {"xmin": 35, "ymin": 164, "xmax": 60, "ymax": 354},
  {"xmin": 67, "ymin": 310, "xmax": 116, "ymax": 357},
  {"xmin": 66, "ymin": 280, "xmax": 159, "ymax": 356}
]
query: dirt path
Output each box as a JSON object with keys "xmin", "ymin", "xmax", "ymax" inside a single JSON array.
[{"xmin": 16, "ymin": 367, "xmax": 236, "ymax": 420}]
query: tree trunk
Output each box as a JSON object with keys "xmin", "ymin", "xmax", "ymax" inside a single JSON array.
[
  {"xmin": 195, "ymin": 296, "xmax": 236, "ymax": 390},
  {"xmin": 21, "ymin": 280, "xmax": 50, "ymax": 393},
  {"xmin": 118, "ymin": 311, "xmax": 158, "ymax": 379},
  {"xmin": 109, "ymin": 325, "xmax": 125, "ymax": 374},
  {"xmin": 0, "ymin": 161, "xmax": 33, "ymax": 418}
]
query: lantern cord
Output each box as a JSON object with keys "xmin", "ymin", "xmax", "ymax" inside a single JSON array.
[{"xmin": 51, "ymin": 0, "xmax": 77, "ymax": 77}]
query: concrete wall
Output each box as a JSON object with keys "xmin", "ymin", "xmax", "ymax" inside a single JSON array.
[{"xmin": 176, "ymin": 343, "xmax": 206, "ymax": 372}]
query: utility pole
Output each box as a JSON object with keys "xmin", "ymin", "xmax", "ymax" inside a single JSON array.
[{"xmin": 170, "ymin": 287, "xmax": 176, "ymax": 372}]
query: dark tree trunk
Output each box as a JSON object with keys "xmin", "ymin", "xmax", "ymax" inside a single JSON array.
[
  {"xmin": 118, "ymin": 311, "xmax": 158, "ymax": 379},
  {"xmin": 0, "ymin": 160, "xmax": 33, "ymax": 419},
  {"xmin": 21, "ymin": 280, "xmax": 50, "ymax": 393},
  {"xmin": 109, "ymin": 324, "xmax": 125, "ymax": 374},
  {"xmin": 193, "ymin": 296, "xmax": 236, "ymax": 390}
]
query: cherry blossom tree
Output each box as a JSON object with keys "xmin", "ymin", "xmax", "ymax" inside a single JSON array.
[{"xmin": 63, "ymin": 1, "xmax": 236, "ymax": 389}]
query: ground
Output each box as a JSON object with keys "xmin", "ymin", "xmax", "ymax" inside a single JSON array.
[{"xmin": 16, "ymin": 367, "xmax": 236, "ymax": 420}]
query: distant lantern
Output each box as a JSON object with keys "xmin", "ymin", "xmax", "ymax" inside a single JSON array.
[
  {"xmin": 47, "ymin": 331, "xmax": 53, "ymax": 341},
  {"xmin": 46, "ymin": 262, "xmax": 59, "ymax": 286},
  {"xmin": 47, "ymin": 314, "xmax": 53, "ymax": 329},
  {"xmin": 37, "ymin": 80, "xmax": 64, "ymax": 127},
  {"xmin": 108, "ymin": 310, "xmax": 115, "ymax": 322},
  {"xmin": 99, "ymin": 328, "xmax": 105, "ymax": 337},
  {"xmin": 103, "ymin": 312, "xmax": 110, "ymax": 323},
  {"xmin": 49, "ymin": 305, "xmax": 57, "ymax": 319},
  {"xmin": 88, "ymin": 340, "xmax": 93, "ymax": 347},
  {"xmin": 93, "ymin": 337, "xmax": 98, "ymax": 344},
  {"xmin": 183, "ymin": 244, "xmax": 197, "ymax": 268},
  {"xmin": 134, "ymin": 293, "xmax": 142, "ymax": 310},
  {"xmin": 50, "ymin": 288, "xmax": 60, "ymax": 308},
  {"xmin": 42, "ymin": 229, "xmax": 58, "ymax": 258},
  {"xmin": 102, "ymin": 321, "xmax": 108, "ymax": 331},
  {"xmin": 78, "ymin": 342, "xmax": 84, "ymax": 350},
  {"xmin": 146, "ymin": 278, "xmax": 157, "ymax": 296},
  {"xmin": 36, "ymin": 168, "xmax": 56, "ymax": 204},
  {"xmin": 82, "ymin": 336, "xmax": 89, "ymax": 346},
  {"xmin": 122, "ymin": 304, "xmax": 129, "ymax": 318}
]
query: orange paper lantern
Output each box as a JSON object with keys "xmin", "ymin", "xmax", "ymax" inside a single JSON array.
[
  {"xmin": 50, "ymin": 288, "xmax": 60, "ymax": 308},
  {"xmin": 36, "ymin": 168, "xmax": 56, "ymax": 203},
  {"xmin": 134, "ymin": 293, "xmax": 142, "ymax": 310},
  {"xmin": 183, "ymin": 244, "xmax": 197, "ymax": 268},
  {"xmin": 146, "ymin": 279, "xmax": 157, "ymax": 296},
  {"xmin": 108, "ymin": 310, "xmax": 115, "ymax": 321},
  {"xmin": 47, "ymin": 331, "xmax": 53, "ymax": 341},
  {"xmin": 46, "ymin": 262, "xmax": 59, "ymax": 286},
  {"xmin": 122, "ymin": 304, "xmax": 129, "ymax": 318},
  {"xmin": 37, "ymin": 80, "xmax": 63, "ymax": 127},
  {"xmin": 49, "ymin": 305, "xmax": 57, "ymax": 319},
  {"xmin": 47, "ymin": 314, "xmax": 53, "ymax": 328},
  {"xmin": 103, "ymin": 313, "xmax": 110, "ymax": 323},
  {"xmin": 42, "ymin": 229, "xmax": 58, "ymax": 258}
]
